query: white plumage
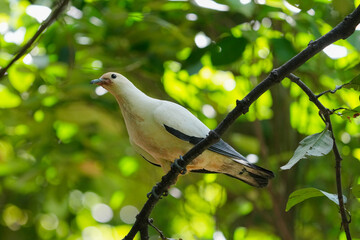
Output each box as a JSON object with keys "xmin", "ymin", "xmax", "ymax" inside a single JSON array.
[{"xmin": 91, "ymin": 72, "xmax": 274, "ymax": 187}]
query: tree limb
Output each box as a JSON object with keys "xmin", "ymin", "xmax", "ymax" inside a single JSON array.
[
  {"xmin": 287, "ymin": 74, "xmax": 328, "ymax": 114},
  {"xmin": 316, "ymin": 83, "xmax": 349, "ymax": 98},
  {"xmin": 124, "ymin": 5, "xmax": 360, "ymax": 240},
  {"xmin": 287, "ymin": 73, "xmax": 351, "ymax": 240},
  {"xmin": 0, "ymin": 0, "xmax": 70, "ymax": 79}
]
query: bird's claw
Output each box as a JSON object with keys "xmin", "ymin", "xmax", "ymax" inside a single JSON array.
[
  {"xmin": 147, "ymin": 185, "xmax": 168, "ymax": 199},
  {"xmin": 171, "ymin": 156, "xmax": 187, "ymax": 175},
  {"xmin": 147, "ymin": 186, "xmax": 160, "ymax": 199},
  {"xmin": 147, "ymin": 158, "xmax": 185, "ymax": 199}
]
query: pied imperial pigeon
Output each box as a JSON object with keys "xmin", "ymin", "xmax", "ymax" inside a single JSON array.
[{"xmin": 91, "ymin": 72, "xmax": 274, "ymax": 187}]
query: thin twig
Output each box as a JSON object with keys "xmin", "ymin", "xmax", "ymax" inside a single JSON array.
[
  {"xmin": 326, "ymin": 116, "xmax": 351, "ymax": 239},
  {"xmin": 123, "ymin": 5, "xmax": 360, "ymax": 240},
  {"xmin": 0, "ymin": 0, "xmax": 70, "ymax": 79},
  {"xmin": 287, "ymin": 74, "xmax": 351, "ymax": 240},
  {"xmin": 287, "ymin": 74, "xmax": 328, "ymax": 114},
  {"xmin": 148, "ymin": 218, "xmax": 168, "ymax": 240},
  {"xmin": 331, "ymin": 107, "xmax": 348, "ymax": 114},
  {"xmin": 316, "ymin": 83, "xmax": 349, "ymax": 98}
]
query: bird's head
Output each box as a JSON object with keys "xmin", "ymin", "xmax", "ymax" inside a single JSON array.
[{"xmin": 91, "ymin": 72, "xmax": 125, "ymax": 91}]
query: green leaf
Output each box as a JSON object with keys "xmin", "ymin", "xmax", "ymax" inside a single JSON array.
[
  {"xmin": 340, "ymin": 106, "xmax": 360, "ymax": 121},
  {"xmin": 8, "ymin": 64, "xmax": 35, "ymax": 93},
  {"xmin": 281, "ymin": 129, "xmax": 333, "ymax": 170},
  {"xmin": 352, "ymin": 185, "xmax": 360, "ymax": 198},
  {"xmin": 271, "ymin": 38, "xmax": 297, "ymax": 64},
  {"xmin": 344, "ymin": 74, "xmax": 360, "ymax": 91},
  {"xmin": 0, "ymin": 84, "xmax": 21, "ymax": 108},
  {"xmin": 347, "ymin": 31, "xmax": 360, "ymax": 51},
  {"xmin": 183, "ymin": 46, "xmax": 208, "ymax": 75},
  {"xmin": 210, "ymin": 36, "xmax": 248, "ymax": 66},
  {"xmin": 320, "ymin": 190, "xmax": 345, "ymax": 206},
  {"xmin": 286, "ymin": 188, "xmax": 347, "ymax": 211}
]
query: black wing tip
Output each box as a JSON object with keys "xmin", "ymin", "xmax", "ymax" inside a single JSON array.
[
  {"xmin": 249, "ymin": 163, "xmax": 275, "ymax": 179},
  {"xmin": 191, "ymin": 170, "xmax": 271, "ymax": 188},
  {"xmin": 190, "ymin": 168, "xmax": 217, "ymax": 174},
  {"xmin": 140, "ymin": 155, "xmax": 161, "ymax": 167},
  {"xmin": 190, "ymin": 167, "xmax": 275, "ymax": 188},
  {"xmin": 248, "ymin": 171, "xmax": 272, "ymax": 188},
  {"xmin": 248, "ymin": 165, "xmax": 275, "ymax": 187},
  {"xmin": 225, "ymin": 173, "xmax": 271, "ymax": 188}
]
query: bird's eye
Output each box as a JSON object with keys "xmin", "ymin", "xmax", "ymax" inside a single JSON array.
[{"xmin": 111, "ymin": 73, "xmax": 117, "ymax": 79}]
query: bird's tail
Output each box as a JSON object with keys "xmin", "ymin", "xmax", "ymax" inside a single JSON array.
[{"xmin": 222, "ymin": 159, "xmax": 274, "ymax": 188}]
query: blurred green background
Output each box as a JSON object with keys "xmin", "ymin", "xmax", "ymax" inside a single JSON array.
[{"xmin": 0, "ymin": 0, "xmax": 360, "ymax": 239}]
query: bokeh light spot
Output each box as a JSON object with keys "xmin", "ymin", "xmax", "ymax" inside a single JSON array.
[
  {"xmin": 91, "ymin": 203, "xmax": 113, "ymax": 223},
  {"xmin": 119, "ymin": 205, "xmax": 138, "ymax": 224}
]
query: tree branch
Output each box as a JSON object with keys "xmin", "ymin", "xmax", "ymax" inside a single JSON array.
[
  {"xmin": 287, "ymin": 73, "xmax": 351, "ymax": 239},
  {"xmin": 287, "ymin": 74, "xmax": 328, "ymax": 114},
  {"xmin": 316, "ymin": 83, "xmax": 349, "ymax": 98},
  {"xmin": 124, "ymin": 5, "xmax": 360, "ymax": 240},
  {"xmin": 0, "ymin": 0, "xmax": 70, "ymax": 79},
  {"xmin": 326, "ymin": 116, "xmax": 351, "ymax": 240}
]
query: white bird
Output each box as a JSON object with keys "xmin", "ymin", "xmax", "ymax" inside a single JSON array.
[{"xmin": 91, "ymin": 72, "xmax": 274, "ymax": 187}]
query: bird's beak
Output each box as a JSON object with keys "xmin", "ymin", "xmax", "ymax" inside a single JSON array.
[{"xmin": 90, "ymin": 78, "xmax": 103, "ymax": 84}]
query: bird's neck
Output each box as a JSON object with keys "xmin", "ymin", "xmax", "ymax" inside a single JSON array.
[{"xmin": 110, "ymin": 80, "xmax": 155, "ymax": 116}]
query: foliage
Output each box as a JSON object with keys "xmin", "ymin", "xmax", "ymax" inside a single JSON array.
[
  {"xmin": 280, "ymin": 129, "xmax": 333, "ymax": 170},
  {"xmin": 285, "ymin": 187, "xmax": 347, "ymax": 212},
  {"xmin": 0, "ymin": 0, "xmax": 360, "ymax": 239}
]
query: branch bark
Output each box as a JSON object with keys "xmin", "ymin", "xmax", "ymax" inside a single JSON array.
[
  {"xmin": 0, "ymin": 0, "xmax": 70, "ymax": 79},
  {"xmin": 124, "ymin": 5, "xmax": 360, "ymax": 240}
]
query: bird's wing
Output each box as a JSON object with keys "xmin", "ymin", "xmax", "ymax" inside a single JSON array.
[
  {"xmin": 153, "ymin": 101, "xmax": 248, "ymax": 162},
  {"xmin": 153, "ymin": 100, "xmax": 209, "ymax": 138},
  {"xmin": 130, "ymin": 138, "xmax": 161, "ymax": 167},
  {"xmin": 164, "ymin": 124, "xmax": 248, "ymax": 161}
]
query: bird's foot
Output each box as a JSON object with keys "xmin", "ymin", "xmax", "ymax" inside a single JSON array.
[
  {"xmin": 147, "ymin": 185, "xmax": 168, "ymax": 199},
  {"xmin": 147, "ymin": 186, "xmax": 160, "ymax": 199},
  {"xmin": 171, "ymin": 156, "xmax": 187, "ymax": 175}
]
